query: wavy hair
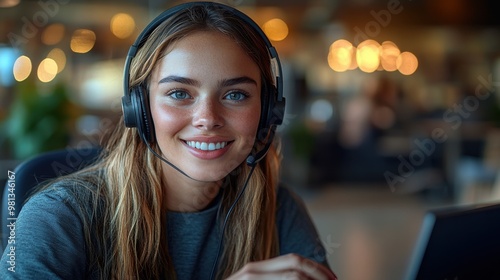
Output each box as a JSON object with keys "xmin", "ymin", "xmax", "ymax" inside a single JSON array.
[{"xmin": 49, "ymin": 3, "xmax": 282, "ymax": 279}]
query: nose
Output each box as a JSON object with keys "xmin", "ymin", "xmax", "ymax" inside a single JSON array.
[{"xmin": 191, "ymin": 99, "xmax": 224, "ymax": 130}]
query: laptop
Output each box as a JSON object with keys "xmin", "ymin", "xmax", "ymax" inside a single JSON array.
[{"xmin": 405, "ymin": 202, "xmax": 500, "ymax": 280}]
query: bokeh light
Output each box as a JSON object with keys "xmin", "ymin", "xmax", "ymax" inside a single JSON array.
[
  {"xmin": 47, "ymin": 48, "xmax": 66, "ymax": 73},
  {"xmin": 263, "ymin": 18, "xmax": 289, "ymax": 41},
  {"xmin": 0, "ymin": 0, "xmax": 19, "ymax": 8},
  {"xmin": 42, "ymin": 23, "xmax": 65, "ymax": 45},
  {"xmin": 70, "ymin": 29, "xmax": 96, "ymax": 53},
  {"xmin": 397, "ymin": 51, "xmax": 418, "ymax": 75},
  {"xmin": 110, "ymin": 13, "xmax": 135, "ymax": 39},
  {"xmin": 310, "ymin": 99, "xmax": 334, "ymax": 123},
  {"xmin": 356, "ymin": 40, "xmax": 380, "ymax": 73},
  {"xmin": 380, "ymin": 41, "xmax": 400, "ymax": 72},
  {"xmin": 327, "ymin": 39, "xmax": 417, "ymax": 75},
  {"xmin": 13, "ymin": 55, "xmax": 32, "ymax": 82},
  {"xmin": 37, "ymin": 58, "xmax": 58, "ymax": 83},
  {"xmin": 328, "ymin": 39, "xmax": 356, "ymax": 72}
]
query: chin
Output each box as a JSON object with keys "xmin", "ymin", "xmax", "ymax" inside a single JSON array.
[
  {"xmin": 188, "ymin": 170, "xmax": 230, "ymax": 183},
  {"xmin": 187, "ymin": 161, "xmax": 243, "ymax": 182}
]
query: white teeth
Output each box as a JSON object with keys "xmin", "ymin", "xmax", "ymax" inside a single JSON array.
[{"xmin": 187, "ymin": 141, "xmax": 227, "ymax": 151}]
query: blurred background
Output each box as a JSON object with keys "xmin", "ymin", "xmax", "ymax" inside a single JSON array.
[{"xmin": 1, "ymin": 0, "xmax": 500, "ymax": 279}]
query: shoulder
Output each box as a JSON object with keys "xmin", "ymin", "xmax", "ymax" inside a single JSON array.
[
  {"xmin": 27, "ymin": 176, "xmax": 98, "ymax": 211},
  {"xmin": 25, "ymin": 182, "xmax": 79, "ymax": 213},
  {"xmin": 1, "ymin": 178, "xmax": 97, "ymax": 278},
  {"xmin": 20, "ymin": 173, "xmax": 103, "ymax": 233},
  {"xmin": 20, "ymin": 178, "xmax": 96, "ymax": 230},
  {"xmin": 276, "ymin": 184, "xmax": 310, "ymax": 220},
  {"xmin": 276, "ymin": 185, "xmax": 303, "ymax": 202}
]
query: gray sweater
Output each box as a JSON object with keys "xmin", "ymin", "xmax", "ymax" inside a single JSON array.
[{"xmin": 1, "ymin": 184, "xmax": 328, "ymax": 279}]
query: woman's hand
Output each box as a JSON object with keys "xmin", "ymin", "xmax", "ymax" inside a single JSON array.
[{"xmin": 226, "ymin": 253, "xmax": 338, "ymax": 280}]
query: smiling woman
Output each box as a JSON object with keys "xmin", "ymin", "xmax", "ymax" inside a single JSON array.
[
  {"xmin": 0, "ymin": 2, "xmax": 337, "ymax": 280},
  {"xmin": 149, "ymin": 31, "xmax": 262, "ymax": 182}
]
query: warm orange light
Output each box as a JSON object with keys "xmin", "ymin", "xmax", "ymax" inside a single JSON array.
[
  {"xmin": 397, "ymin": 51, "xmax": 418, "ymax": 75},
  {"xmin": 328, "ymin": 40, "xmax": 355, "ymax": 72},
  {"xmin": 356, "ymin": 40, "xmax": 380, "ymax": 73},
  {"xmin": 263, "ymin": 18, "xmax": 289, "ymax": 41},
  {"xmin": 110, "ymin": 13, "xmax": 135, "ymax": 39},
  {"xmin": 47, "ymin": 48, "xmax": 66, "ymax": 73},
  {"xmin": 42, "ymin": 23, "xmax": 65, "ymax": 45},
  {"xmin": 380, "ymin": 41, "xmax": 400, "ymax": 72},
  {"xmin": 329, "ymin": 39, "xmax": 352, "ymax": 51},
  {"xmin": 37, "ymin": 58, "xmax": 58, "ymax": 83},
  {"xmin": 71, "ymin": 29, "xmax": 96, "ymax": 53},
  {"xmin": 0, "ymin": 0, "xmax": 19, "ymax": 8},
  {"xmin": 326, "ymin": 39, "xmax": 416, "ymax": 75}
]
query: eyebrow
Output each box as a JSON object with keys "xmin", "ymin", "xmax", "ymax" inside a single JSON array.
[
  {"xmin": 219, "ymin": 76, "xmax": 258, "ymax": 88},
  {"xmin": 158, "ymin": 75, "xmax": 258, "ymax": 88},
  {"xmin": 159, "ymin": 76, "xmax": 200, "ymax": 86}
]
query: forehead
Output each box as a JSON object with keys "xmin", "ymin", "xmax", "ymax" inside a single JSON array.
[
  {"xmin": 153, "ymin": 31, "xmax": 261, "ymax": 81},
  {"xmin": 162, "ymin": 31, "xmax": 248, "ymax": 61}
]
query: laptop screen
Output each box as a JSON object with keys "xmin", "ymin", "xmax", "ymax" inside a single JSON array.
[{"xmin": 405, "ymin": 202, "xmax": 500, "ymax": 280}]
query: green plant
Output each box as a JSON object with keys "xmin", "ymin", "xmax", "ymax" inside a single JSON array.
[
  {"xmin": 288, "ymin": 121, "xmax": 315, "ymax": 160},
  {"xmin": 2, "ymin": 80, "xmax": 77, "ymax": 160}
]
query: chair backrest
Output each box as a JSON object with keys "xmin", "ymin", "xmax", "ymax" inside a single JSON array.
[{"xmin": 1, "ymin": 146, "xmax": 101, "ymax": 250}]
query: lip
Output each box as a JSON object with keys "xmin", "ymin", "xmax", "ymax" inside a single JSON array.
[{"xmin": 181, "ymin": 137, "xmax": 234, "ymax": 160}]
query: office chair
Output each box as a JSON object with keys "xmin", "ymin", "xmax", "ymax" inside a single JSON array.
[{"xmin": 1, "ymin": 146, "xmax": 101, "ymax": 250}]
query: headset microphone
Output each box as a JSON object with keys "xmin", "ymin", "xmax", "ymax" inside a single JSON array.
[{"xmin": 246, "ymin": 125, "xmax": 277, "ymax": 166}]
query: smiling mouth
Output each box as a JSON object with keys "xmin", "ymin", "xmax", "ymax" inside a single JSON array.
[{"xmin": 185, "ymin": 141, "xmax": 231, "ymax": 151}]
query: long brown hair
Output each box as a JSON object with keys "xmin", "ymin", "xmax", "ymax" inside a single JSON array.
[{"xmin": 50, "ymin": 3, "xmax": 282, "ymax": 279}]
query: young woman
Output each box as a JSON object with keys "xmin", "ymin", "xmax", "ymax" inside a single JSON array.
[{"xmin": 1, "ymin": 2, "xmax": 337, "ymax": 279}]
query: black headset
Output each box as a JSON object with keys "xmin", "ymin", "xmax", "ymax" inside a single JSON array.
[{"xmin": 121, "ymin": 1, "xmax": 286, "ymax": 166}]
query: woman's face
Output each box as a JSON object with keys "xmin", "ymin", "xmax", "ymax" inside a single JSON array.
[{"xmin": 149, "ymin": 31, "xmax": 262, "ymax": 182}]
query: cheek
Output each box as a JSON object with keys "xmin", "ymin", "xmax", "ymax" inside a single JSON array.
[
  {"xmin": 233, "ymin": 108, "xmax": 261, "ymax": 138},
  {"xmin": 151, "ymin": 104, "xmax": 186, "ymax": 137}
]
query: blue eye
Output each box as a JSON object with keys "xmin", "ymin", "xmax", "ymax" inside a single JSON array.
[
  {"xmin": 224, "ymin": 91, "xmax": 248, "ymax": 101},
  {"xmin": 168, "ymin": 90, "xmax": 190, "ymax": 99}
]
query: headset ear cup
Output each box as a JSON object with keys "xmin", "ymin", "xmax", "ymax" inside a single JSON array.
[
  {"xmin": 122, "ymin": 93, "xmax": 137, "ymax": 128},
  {"xmin": 257, "ymin": 86, "xmax": 270, "ymax": 142},
  {"xmin": 261, "ymin": 84, "xmax": 279, "ymax": 133},
  {"xmin": 259, "ymin": 85, "xmax": 283, "ymax": 140},
  {"xmin": 131, "ymin": 86, "xmax": 155, "ymax": 143},
  {"xmin": 247, "ymin": 84, "xmax": 282, "ymax": 166}
]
